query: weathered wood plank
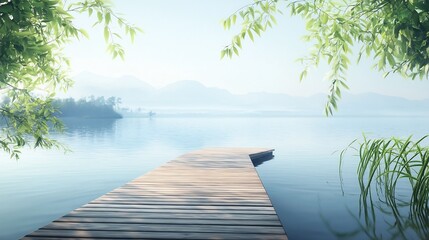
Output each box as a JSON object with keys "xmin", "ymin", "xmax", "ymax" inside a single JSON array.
[
  {"xmin": 64, "ymin": 211, "xmax": 282, "ymax": 220},
  {"xmin": 91, "ymin": 200, "xmax": 272, "ymax": 206},
  {"xmin": 83, "ymin": 203, "xmax": 275, "ymax": 211},
  {"xmin": 100, "ymin": 192, "xmax": 269, "ymax": 200},
  {"xmin": 22, "ymin": 148, "xmax": 287, "ymax": 240},
  {"xmin": 56, "ymin": 217, "xmax": 282, "ymax": 226},
  {"xmin": 103, "ymin": 192, "xmax": 269, "ymax": 198},
  {"xmin": 41, "ymin": 222, "xmax": 286, "ymax": 234},
  {"xmin": 99, "ymin": 195, "xmax": 270, "ymax": 200},
  {"xmin": 74, "ymin": 207, "xmax": 276, "ymax": 215},
  {"xmin": 25, "ymin": 229, "xmax": 287, "ymax": 239}
]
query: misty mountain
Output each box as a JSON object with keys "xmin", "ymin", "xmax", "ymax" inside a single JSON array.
[
  {"xmin": 146, "ymin": 80, "xmax": 235, "ymax": 107},
  {"xmin": 338, "ymin": 93, "xmax": 429, "ymax": 116},
  {"xmin": 64, "ymin": 72, "xmax": 429, "ymax": 116},
  {"xmin": 64, "ymin": 72, "xmax": 155, "ymax": 104}
]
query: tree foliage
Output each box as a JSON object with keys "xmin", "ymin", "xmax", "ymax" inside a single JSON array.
[
  {"xmin": 0, "ymin": 0, "xmax": 141, "ymax": 158},
  {"xmin": 222, "ymin": 0, "xmax": 429, "ymax": 115}
]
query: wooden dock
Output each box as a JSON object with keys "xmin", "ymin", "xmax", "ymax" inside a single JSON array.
[{"xmin": 23, "ymin": 148, "xmax": 287, "ymax": 239}]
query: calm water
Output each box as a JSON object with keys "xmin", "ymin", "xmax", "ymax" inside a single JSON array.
[{"xmin": 1, "ymin": 117, "xmax": 428, "ymax": 239}]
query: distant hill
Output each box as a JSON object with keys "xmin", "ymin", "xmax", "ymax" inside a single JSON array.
[
  {"xmin": 62, "ymin": 72, "xmax": 429, "ymax": 116},
  {"xmin": 64, "ymin": 72, "xmax": 155, "ymax": 105},
  {"xmin": 338, "ymin": 93, "xmax": 429, "ymax": 116},
  {"xmin": 146, "ymin": 80, "xmax": 235, "ymax": 107}
]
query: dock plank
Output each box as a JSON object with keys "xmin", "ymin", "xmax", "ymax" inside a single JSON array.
[
  {"xmin": 22, "ymin": 148, "xmax": 287, "ymax": 240},
  {"xmin": 56, "ymin": 217, "xmax": 282, "ymax": 226},
  {"xmin": 24, "ymin": 230, "xmax": 287, "ymax": 240},
  {"xmin": 65, "ymin": 211, "xmax": 282, "ymax": 220}
]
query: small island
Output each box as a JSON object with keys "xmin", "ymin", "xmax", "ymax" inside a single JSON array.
[{"xmin": 53, "ymin": 96, "xmax": 122, "ymax": 119}]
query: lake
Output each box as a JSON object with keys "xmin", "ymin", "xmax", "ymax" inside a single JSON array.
[{"xmin": 1, "ymin": 116, "xmax": 428, "ymax": 239}]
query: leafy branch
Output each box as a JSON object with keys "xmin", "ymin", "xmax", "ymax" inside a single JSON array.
[
  {"xmin": 223, "ymin": 0, "xmax": 429, "ymax": 115},
  {"xmin": 0, "ymin": 0, "xmax": 141, "ymax": 158}
]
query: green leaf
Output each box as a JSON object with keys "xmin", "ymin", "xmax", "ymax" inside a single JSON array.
[
  {"xmin": 386, "ymin": 52, "xmax": 395, "ymax": 67},
  {"xmin": 136, "ymin": 27, "xmax": 144, "ymax": 33},
  {"xmin": 97, "ymin": 11, "xmax": 103, "ymax": 22},
  {"xmin": 236, "ymin": 36, "xmax": 242, "ymax": 48},
  {"xmin": 130, "ymin": 28, "xmax": 136, "ymax": 43},
  {"xmin": 330, "ymin": 97, "xmax": 338, "ymax": 110},
  {"xmin": 357, "ymin": 52, "xmax": 363, "ymax": 63},
  {"xmin": 105, "ymin": 12, "xmax": 111, "ymax": 25},
  {"xmin": 299, "ymin": 69, "xmax": 307, "ymax": 81},
  {"xmin": 226, "ymin": 18, "xmax": 231, "ymax": 29},
  {"xmin": 79, "ymin": 29, "xmax": 89, "ymax": 39},
  {"xmin": 233, "ymin": 46, "xmax": 239, "ymax": 56},
  {"xmin": 220, "ymin": 50, "xmax": 226, "ymax": 59},
  {"xmin": 247, "ymin": 29, "xmax": 254, "ymax": 41},
  {"xmin": 104, "ymin": 26, "xmax": 109, "ymax": 42},
  {"xmin": 232, "ymin": 14, "xmax": 237, "ymax": 24},
  {"xmin": 378, "ymin": 58, "xmax": 385, "ymax": 70},
  {"xmin": 321, "ymin": 13, "xmax": 328, "ymax": 24},
  {"xmin": 383, "ymin": 72, "xmax": 390, "ymax": 78},
  {"xmin": 335, "ymin": 87, "xmax": 341, "ymax": 98},
  {"xmin": 305, "ymin": 19, "xmax": 315, "ymax": 29},
  {"xmin": 344, "ymin": 34, "xmax": 353, "ymax": 45},
  {"xmin": 249, "ymin": 7, "xmax": 254, "ymax": 17},
  {"xmin": 339, "ymin": 81, "xmax": 349, "ymax": 90},
  {"xmin": 270, "ymin": 15, "xmax": 277, "ymax": 25},
  {"xmin": 253, "ymin": 25, "xmax": 261, "ymax": 36}
]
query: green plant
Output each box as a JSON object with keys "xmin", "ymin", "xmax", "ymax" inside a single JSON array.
[{"xmin": 340, "ymin": 135, "xmax": 429, "ymax": 239}]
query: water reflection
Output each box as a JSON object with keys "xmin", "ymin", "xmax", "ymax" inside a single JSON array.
[
  {"xmin": 324, "ymin": 193, "xmax": 428, "ymax": 239},
  {"xmin": 325, "ymin": 175, "xmax": 429, "ymax": 239},
  {"xmin": 61, "ymin": 118, "xmax": 118, "ymax": 135}
]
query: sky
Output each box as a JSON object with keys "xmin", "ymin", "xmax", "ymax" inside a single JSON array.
[{"xmin": 64, "ymin": 0, "xmax": 429, "ymax": 99}]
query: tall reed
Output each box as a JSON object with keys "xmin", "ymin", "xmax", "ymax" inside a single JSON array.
[{"xmin": 340, "ymin": 135, "xmax": 429, "ymax": 239}]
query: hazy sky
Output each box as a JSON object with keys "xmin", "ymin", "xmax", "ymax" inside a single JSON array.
[{"xmin": 65, "ymin": 0, "xmax": 429, "ymax": 99}]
